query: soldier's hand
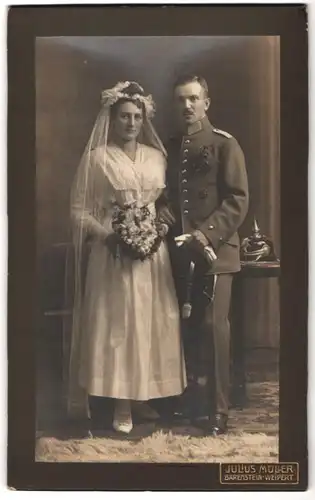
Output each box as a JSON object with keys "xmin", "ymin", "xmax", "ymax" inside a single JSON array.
[
  {"xmin": 158, "ymin": 206, "xmax": 176, "ymax": 226},
  {"xmin": 189, "ymin": 230, "xmax": 210, "ymax": 254}
]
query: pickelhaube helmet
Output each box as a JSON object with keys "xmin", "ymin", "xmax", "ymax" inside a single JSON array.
[{"xmin": 240, "ymin": 218, "xmax": 277, "ymax": 262}]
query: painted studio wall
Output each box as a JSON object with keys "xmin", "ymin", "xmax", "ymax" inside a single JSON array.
[{"xmin": 36, "ymin": 36, "xmax": 280, "ymax": 425}]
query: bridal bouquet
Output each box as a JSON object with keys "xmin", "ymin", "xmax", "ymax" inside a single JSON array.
[{"xmin": 111, "ymin": 202, "xmax": 167, "ymax": 261}]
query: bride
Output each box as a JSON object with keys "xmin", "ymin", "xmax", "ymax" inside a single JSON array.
[{"xmin": 68, "ymin": 81, "xmax": 186, "ymax": 434}]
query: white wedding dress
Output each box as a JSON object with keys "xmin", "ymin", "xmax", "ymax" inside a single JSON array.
[{"xmin": 73, "ymin": 142, "xmax": 187, "ymax": 401}]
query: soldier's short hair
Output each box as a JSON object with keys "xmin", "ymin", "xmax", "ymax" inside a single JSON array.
[{"xmin": 173, "ymin": 74, "xmax": 209, "ymax": 97}]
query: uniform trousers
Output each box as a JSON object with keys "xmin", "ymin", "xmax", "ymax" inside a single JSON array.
[{"xmin": 178, "ymin": 272, "xmax": 233, "ymax": 418}]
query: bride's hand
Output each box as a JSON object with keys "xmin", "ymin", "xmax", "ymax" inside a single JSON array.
[{"xmin": 159, "ymin": 223, "xmax": 169, "ymax": 237}]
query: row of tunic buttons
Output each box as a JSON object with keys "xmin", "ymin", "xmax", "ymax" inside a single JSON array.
[{"xmin": 181, "ymin": 142, "xmax": 190, "ymax": 215}]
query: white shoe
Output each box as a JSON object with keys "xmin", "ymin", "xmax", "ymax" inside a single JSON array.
[
  {"xmin": 113, "ymin": 400, "xmax": 133, "ymax": 434},
  {"xmin": 132, "ymin": 401, "xmax": 160, "ymax": 421}
]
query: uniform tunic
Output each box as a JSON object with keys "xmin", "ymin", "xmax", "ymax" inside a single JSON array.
[{"xmin": 164, "ymin": 116, "xmax": 249, "ymax": 278}]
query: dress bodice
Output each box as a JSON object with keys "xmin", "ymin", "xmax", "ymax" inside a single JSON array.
[{"xmin": 92, "ymin": 143, "xmax": 166, "ymax": 209}]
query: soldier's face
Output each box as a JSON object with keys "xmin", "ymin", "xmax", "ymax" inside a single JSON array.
[{"xmin": 174, "ymin": 82, "xmax": 210, "ymax": 128}]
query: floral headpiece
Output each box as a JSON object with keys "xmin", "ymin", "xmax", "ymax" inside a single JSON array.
[{"xmin": 101, "ymin": 81, "xmax": 155, "ymax": 118}]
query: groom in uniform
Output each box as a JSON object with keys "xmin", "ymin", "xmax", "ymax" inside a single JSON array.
[{"xmin": 158, "ymin": 75, "xmax": 249, "ymax": 436}]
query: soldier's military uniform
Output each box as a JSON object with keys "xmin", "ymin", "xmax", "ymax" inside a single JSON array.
[{"xmin": 163, "ymin": 115, "xmax": 249, "ymax": 422}]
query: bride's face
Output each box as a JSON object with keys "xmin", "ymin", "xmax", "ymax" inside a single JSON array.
[{"xmin": 112, "ymin": 101, "xmax": 144, "ymax": 142}]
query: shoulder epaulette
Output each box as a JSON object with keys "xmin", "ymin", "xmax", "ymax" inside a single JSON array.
[{"xmin": 213, "ymin": 128, "xmax": 232, "ymax": 139}]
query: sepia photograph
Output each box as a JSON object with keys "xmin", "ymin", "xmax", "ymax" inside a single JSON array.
[
  {"xmin": 35, "ymin": 35, "xmax": 280, "ymax": 463},
  {"xmin": 7, "ymin": 4, "xmax": 308, "ymax": 491}
]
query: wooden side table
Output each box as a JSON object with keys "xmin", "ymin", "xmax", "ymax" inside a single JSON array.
[{"xmin": 230, "ymin": 260, "xmax": 280, "ymax": 408}]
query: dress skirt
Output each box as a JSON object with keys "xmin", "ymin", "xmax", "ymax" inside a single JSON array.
[{"xmin": 78, "ymin": 239, "xmax": 187, "ymax": 401}]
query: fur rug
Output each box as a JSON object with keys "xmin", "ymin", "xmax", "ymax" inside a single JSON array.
[{"xmin": 36, "ymin": 381, "xmax": 279, "ymax": 463}]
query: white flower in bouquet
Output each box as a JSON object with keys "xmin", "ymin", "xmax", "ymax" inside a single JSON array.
[{"xmin": 111, "ymin": 202, "xmax": 166, "ymax": 261}]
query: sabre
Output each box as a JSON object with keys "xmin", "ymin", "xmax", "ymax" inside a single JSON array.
[
  {"xmin": 182, "ymin": 260, "xmax": 195, "ymax": 319},
  {"xmin": 174, "ymin": 233, "xmax": 218, "ymax": 319}
]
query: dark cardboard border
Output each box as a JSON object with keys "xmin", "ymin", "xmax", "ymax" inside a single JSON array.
[{"xmin": 7, "ymin": 4, "xmax": 308, "ymax": 491}]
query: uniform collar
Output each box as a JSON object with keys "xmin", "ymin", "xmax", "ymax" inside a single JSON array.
[{"xmin": 184, "ymin": 115, "xmax": 212, "ymax": 136}]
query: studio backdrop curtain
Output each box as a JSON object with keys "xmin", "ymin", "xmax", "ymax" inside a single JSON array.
[{"xmin": 36, "ymin": 36, "xmax": 280, "ymax": 427}]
